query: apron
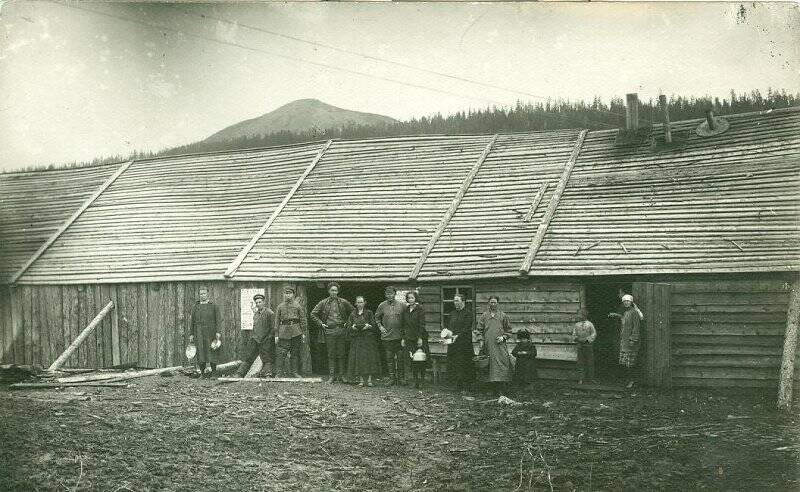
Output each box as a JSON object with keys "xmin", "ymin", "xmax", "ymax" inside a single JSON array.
[{"xmin": 483, "ymin": 314, "xmax": 512, "ymax": 382}]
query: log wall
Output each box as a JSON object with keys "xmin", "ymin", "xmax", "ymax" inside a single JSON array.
[
  {"xmin": 670, "ymin": 279, "xmax": 794, "ymax": 389},
  {"xmin": 412, "ymin": 280, "xmax": 582, "ymax": 381},
  {"xmin": 0, "ymin": 281, "xmax": 310, "ymax": 370}
]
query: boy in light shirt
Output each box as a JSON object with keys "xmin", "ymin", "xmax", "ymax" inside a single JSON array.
[{"xmin": 572, "ymin": 308, "xmax": 596, "ymax": 385}]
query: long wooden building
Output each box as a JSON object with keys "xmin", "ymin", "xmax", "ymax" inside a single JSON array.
[{"xmin": 1, "ymin": 107, "xmax": 798, "ymax": 390}]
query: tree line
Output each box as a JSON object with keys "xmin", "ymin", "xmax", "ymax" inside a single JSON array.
[{"xmin": 22, "ymin": 89, "xmax": 800, "ymax": 171}]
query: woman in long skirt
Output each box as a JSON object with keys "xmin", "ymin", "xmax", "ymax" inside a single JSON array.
[
  {"xmin": 446, "ymin": 293, "xmax": 476, "ymax": 392},
  {"xmin": 477, "ymin": 295, "xmax": 513, "ymax": 396},
  {"xmin": 346, "ymin": 296, "xmax": 381, "ymax": 387}
]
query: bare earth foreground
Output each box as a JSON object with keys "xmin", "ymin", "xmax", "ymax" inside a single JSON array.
[{"xmin": 1, "ymin": 377, "xmax": 798, "ymax": 491}]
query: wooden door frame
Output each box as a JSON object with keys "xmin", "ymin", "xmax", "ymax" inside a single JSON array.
[{"xmin": 633, "ymin": 282, "xmax": 672, "ymax": 388}]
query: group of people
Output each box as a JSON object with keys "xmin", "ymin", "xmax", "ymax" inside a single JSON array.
[{"xmin": 189, "ymin": 282, "xmax": 645, "ymax": 391}]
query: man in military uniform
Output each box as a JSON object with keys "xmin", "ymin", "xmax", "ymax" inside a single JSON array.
[
  {"xmin": 236, "ymin": 294, "xmax": 275, "ymax": 378},
  {"xmin": 311, "ymin": 281, "xmax": 354, "ymax": 383},
  {"xmin": 273, "ymin": 287, "xmax": 307, "ymax": 378}
]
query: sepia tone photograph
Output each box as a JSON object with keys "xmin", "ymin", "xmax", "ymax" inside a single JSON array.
[{"xmin": 0, "ymin": 1, "xmax": 798, "ymax": 490}]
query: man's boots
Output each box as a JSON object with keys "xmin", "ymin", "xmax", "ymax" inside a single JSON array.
[
  {"xmin": 327, "ymin": 357, "xmax": 336, "ymax": 383},
  {"xmin": 337, "ymin": 357, "xmax": 348, "ymax": 383}
]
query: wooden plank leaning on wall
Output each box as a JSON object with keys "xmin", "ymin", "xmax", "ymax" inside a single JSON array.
[{"xmin": 778, "ymin": 274, "xmax": 800, "ymax": 411}]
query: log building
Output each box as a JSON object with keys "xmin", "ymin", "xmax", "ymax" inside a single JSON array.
[{"xmin": 1, "ymin": 107, "xmax": 798, "ymax": 390}]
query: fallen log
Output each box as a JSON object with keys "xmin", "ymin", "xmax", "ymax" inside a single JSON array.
[
  {"xmin": 10, "ymin": 381, "xmax": 129, "ymax": 389},
  {"xmin": 57, "ymin": 366, "xmax": 186, "ymax": 384},
  {"xmin": 48, "ymin": 301, "xmax": 115, "ymax": 372},
  {"xmin": 217, "ymin": 377, "xmax": 323, "ymax": 383}
]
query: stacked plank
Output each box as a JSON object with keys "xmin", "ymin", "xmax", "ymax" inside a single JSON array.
[
  {"xmin": 18, "ymin": 142, "xmax": 326, "ymax": 284},
  {"xmin": 0, "ymin": 162, "xmax": 119, "ymax": 283},
  {"xmin": 669, "ymin": 279, "xmax": 791, "ymax": 388},
  {"xmin": 235, "ymin": 135, "xmax": 495, "ymax": 281}
]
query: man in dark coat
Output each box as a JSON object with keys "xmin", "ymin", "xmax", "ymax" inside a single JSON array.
[
  {"xmin": 446, "ymin": 293, "xmax": 476, "ymax": 392},
  {"xmin": 311, "ymin": 282, "xmax": 354, "ymax": 383},
  {"xmin": 236, "ymin": 294, "xmax": 275, "ymax": 378},
  {"xmin": 189, "ymin": 286, "xmax": 223, "ymax": 378}
]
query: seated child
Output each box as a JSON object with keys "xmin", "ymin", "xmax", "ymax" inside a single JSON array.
[{"xmin": 512, "ymin": 330, "xmax": 537, "ymax": 387}]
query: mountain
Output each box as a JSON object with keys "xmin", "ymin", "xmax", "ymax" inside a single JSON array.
[{"xmin": 204, "ymin": 99, "xmax": 398, "ymax": 143}]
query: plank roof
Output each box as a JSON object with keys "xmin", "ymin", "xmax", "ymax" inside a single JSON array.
[
  {"xmin": 418, "ymin": 108, "xmax": 800, "ymax": 279},
  {"xmin": 7, "ymin": 107, "xmax": 800, "ymax": 284},
  {"xmin": 0, "ymin": 163, "xmax": 120, "ymax": 283},
  {"xmin": 17, "ymin": 143, "xmax": 327, "ymax": 283}
]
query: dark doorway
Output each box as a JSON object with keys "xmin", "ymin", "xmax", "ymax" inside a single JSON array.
[
  {"xmin": 305, "ymin": 282, "xmax": 388, "ymax": 376},
  {"xmin": 584, "ymin": 283, "xmax": 632, "ymax": 382}
]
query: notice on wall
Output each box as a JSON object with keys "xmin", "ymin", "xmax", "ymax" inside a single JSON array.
[{"xmin": 240, "ymin": 288, "xmax": 266, "ymax": 330}]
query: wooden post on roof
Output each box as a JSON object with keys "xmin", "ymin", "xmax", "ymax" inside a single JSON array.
[
  {"xmin": 48, "ymin": 301, "xmax": 114, "ymax": 371},
  {"xmin": 224, "ymin": 140, "xmax": 334, "ymax": 278},
  {"xmin": 626, "ymin": 93, "xmax": 639, "ymax": 130},
  {"xmin": 519, "ymin": 129, "xmax": 588, "ymax": 274},
  {"xmin": 659, "ymin": 95, "xmax": 672, "ymax": 143},
  {"xmin": 777, "ymin": 275, "xmax": 800, "ymax": 411},
  {"xmin": 408, "ymin": 134, "xmax": 498, "ymax": 280},
  {"xmin": 9, "ymin": 160, "xmax": 134, "ymax": 284}
]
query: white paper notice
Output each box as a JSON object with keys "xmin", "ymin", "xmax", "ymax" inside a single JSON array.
[{"xmin": 240, "ymin": 288, "xmax": 265, "ymax": 330}]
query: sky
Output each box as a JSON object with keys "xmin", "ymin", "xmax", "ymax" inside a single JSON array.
[{"xmin": 0, "ymin": 1, "xmax": 798, "ymax": 171}]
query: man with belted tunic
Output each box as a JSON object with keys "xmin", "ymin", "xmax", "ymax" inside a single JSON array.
[
  {"xmin": 311, "ymin": 282, "xmax": 354, "ymax": 383},
  {"xmin": 273, "ymin": 287, "xmax": 307, "ymax": 377},
  {"xmin": 236, "ymin": 294, "xmax": 275, "ymax": 378}
]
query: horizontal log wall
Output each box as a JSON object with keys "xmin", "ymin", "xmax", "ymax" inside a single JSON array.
[
  {"xmin": 670, "ymin": 279, "xmax": 795, "ymax": 389},
  {"xmin": 0, "ymin": 281, "xmax": 308, "ymax": 369},
  {"xmin": 408, "ymin": 280, "xmax": 583, "ymax": 381}
]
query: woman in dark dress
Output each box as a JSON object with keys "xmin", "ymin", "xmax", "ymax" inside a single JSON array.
[
  {"xmin": 402, "ymin": 291, "xmax": 429, "ymax": 388},
  {"xmin": 445, "ymin": 293, "xmax": 476, "ymax": 392},
  {"xmin": 346, "ymin": 296, "xmax": 381, "ymax": 387}
]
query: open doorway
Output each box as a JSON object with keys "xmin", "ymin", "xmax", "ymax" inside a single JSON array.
[
  {"xmin": 305, "ymin": 281, "xmax": 388, "ymax": 375},
  {"xmin": 584, "ymin": 283, "xmax": 632, "ymax": 382}
]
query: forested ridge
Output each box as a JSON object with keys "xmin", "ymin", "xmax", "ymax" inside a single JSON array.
[{"xmin": 22, "ymin": 89, "xmax": 800, "ymax": 171}]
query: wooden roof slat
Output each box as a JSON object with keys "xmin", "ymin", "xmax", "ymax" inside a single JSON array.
[
  {"xmin": 408, "ymin": 134, "xmax": 498, "ymax": 280},
  {"xmin": 522, "ymin": 182, "xmax": 550, "ymax": 222},
  {"xmin": 223, "ymin": 139, "xmax": 334, "ymax": 278},
  {"xmin": 8, "ymin": 160, "xmax": 134, "ymax": 284},
  {"xmin": 519, "ymin": 129, "xmax": 588, "ymax": 274}
]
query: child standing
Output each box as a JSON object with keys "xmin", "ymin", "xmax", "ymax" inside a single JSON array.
[
  {"xmin": 572, "ymin": 308, "xmax": 597, "ymax": 384},
  {"xmin": 511, "ymin": 330, "xmax": 537, "ymax": 387}
]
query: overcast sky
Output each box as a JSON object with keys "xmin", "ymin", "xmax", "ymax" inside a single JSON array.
[{"xmin": 0, "ymin": 1, "xmax": 798, "ymax": 171}]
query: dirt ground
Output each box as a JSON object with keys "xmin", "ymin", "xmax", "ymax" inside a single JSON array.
[{"xmin": 1, "ymin": 375, "xmax": 798, "ymax": 491}]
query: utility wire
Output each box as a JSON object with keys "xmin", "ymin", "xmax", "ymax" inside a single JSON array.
[
  {"xmin": 179, "ymin": 7, "xmax": 641, "ymax": 124},
  {"xmin": 47, "ymin": 0, "xmax": 618, "ymax": 130}
]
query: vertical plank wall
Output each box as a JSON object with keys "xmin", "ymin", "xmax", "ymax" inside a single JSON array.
[
  {"xmin": 670, "ymin": 279, "xmax": 792, "ymax": 389},
  {"xmin": 0, "ymin": 281, "xmax": 311, "ymax": 369}
]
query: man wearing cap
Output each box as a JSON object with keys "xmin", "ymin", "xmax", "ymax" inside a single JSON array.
[
  {"xmin": 274, "ymin": 287, "xmax": 308, "ymax": 378},
  {"xmin": 375, "ymin": 285, "xmax": 407, "ymax": 385},
  {"xmin": 236, "ymin": 294, "xmax": 275, "ymax": 378},
  {"xmin": 311, "ymin": 281, "xmax": 354, "ymax": 383}
]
